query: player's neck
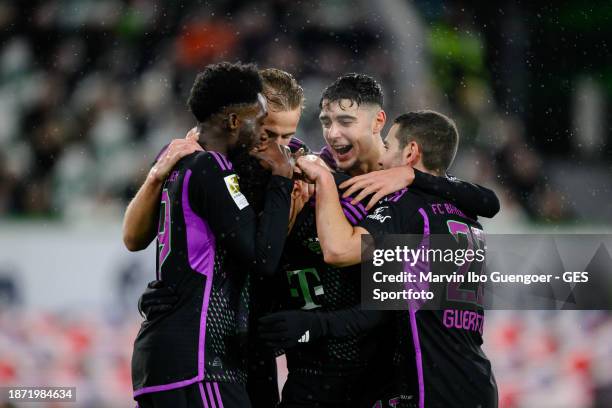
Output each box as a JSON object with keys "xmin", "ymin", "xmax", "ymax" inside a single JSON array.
[
  {"xmin": 198, "ymin": 126, "xmax": 231, "ymax": 155},
  {"xmin": 348, "ymin": 158, "xmax": 378, "ymax": 176},
  {"xmin": 414, "ymin": 163, "xmax": 441, "ymax": 177},
  {"xmin": 348, "ymin": 136, "xmax": 384, "ymax": 176}
]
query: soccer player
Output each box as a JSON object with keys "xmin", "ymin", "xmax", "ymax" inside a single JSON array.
[
  {"xmin": 296, "ymin": 110, "xmax": 498, "ymax": 408},
  {"xmin": 258, "ymin": 74, "xmax": 499, "ymax": 408},
  {"xmin": 125, "ymin": 67, "xmax": 306, "ymax": 408},
  {"xmin": 258, "ymin": 68, "xmax": 305, "ymax": 147},
  {"xmin": 138, "ymin": 73, "xmax": 501, "ymax": 407},
  {"xmin": 244, "ymin": 68, "xmax": 307, "ymax": 408},
  {"xmin": 123, "ymin": 68, "xmax": 305, "ymax": 252},
  {"xmin": 315, "ymin": 74, "xmax": 499, "ymax": 215},
  {"xmin": 258, "ymin": 74, "xmax": 399, "ymax": 408},
  {"xmin": 131, "ymin": 62, "xmax": 294, "ymax": 408}
]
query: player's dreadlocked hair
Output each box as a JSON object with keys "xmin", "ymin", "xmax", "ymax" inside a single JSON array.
[
  {"xmin": 187, "ymin": 62, "xmax": 263, "ymax": 124},
  {"xmin": 319, "ymin": 73, "xmax": 383, "ymax": 109}
]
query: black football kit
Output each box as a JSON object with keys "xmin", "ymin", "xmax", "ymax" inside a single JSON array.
[
  {"xmin": 132, "ymin": 150, "xmax": 292, "ymax": 408},
  {"xmin": 270, "ymin": 169, "xmax": 499, "ymax": 408},
  {"xmin": 134, "ymin": 140, "xmax": 500, "ymax": 408},
  {"xmin": 360, "ymin": 188, "xmax": 498, "ymax": 408}
]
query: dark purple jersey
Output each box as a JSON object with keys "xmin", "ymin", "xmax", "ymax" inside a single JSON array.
[
  {"xmin": 279, "ymin": 172, "xmax": 391, "ymax": 377},
  {"xmin": 360, "ymin": 188, "xmax": 498, "ymax": 408},
  {"xmin": 132, "ymin": 150, "xmax": 292, "ymax": 398}
]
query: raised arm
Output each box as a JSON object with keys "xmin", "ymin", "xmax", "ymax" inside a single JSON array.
[
  {"xmin": 123, "ymin": 138, "xmax": 202, "ymax": 251},
  {"xmin": 296, "ymin": 156, "xmax": 366, "ymax": 267},
  {"xmin": 339, "ymin": 166, "xmax": 500, "ymax": 217},
  {"xmin": 249, "ymin": 142, "xmax": 294, "ymax": 276},
  {"xmin": 411, "ymin": 169, "xmax": 500, "ymax": 218},
  {"xmin": 252, "ymin": 174, "xmax": 294, "ymax": 276},
  {"xmin": 201, "ymin": 143, "xmax": 293, "ymax": 277}
]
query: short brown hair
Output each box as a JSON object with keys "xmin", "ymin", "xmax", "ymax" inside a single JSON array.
[
  {"xmin": 260, "ymin": 68, "xmax": 304, "ymax": 112},
  {"xmin": 393, "ymin": 110, "xmax": 459, "ymax": 174}
]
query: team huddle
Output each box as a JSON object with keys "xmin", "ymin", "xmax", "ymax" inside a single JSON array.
[{"xmin": 123, "ymin": 62, "xmax": 500, "ymax": 408}]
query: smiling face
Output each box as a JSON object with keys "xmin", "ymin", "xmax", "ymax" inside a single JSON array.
[
  {"xmin": 380, "ymin": 123, "xmax": 410, "ymax": 170},
  {"xmin": 319, "ymin": 98, "xmax": 384, "ymax": 174}
]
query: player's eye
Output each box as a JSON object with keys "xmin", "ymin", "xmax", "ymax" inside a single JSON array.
[{"xmin": 265, "ymin": 130, "xmax": 279, "ymax": 139}]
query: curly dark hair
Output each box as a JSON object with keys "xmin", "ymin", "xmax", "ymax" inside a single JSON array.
[
  {"xmin": 319, "ymin": 73, "xmax": 383, "ymax": 109},
  {"xmin": 187, "ymin": 62, "xmax": 263, "ymax": 124}
]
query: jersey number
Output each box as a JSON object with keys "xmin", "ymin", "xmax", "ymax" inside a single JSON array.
[
  {"xmin": 446, "ymin": 220, "xmax": 485, "ymax": 307},
  {"xmin": 157, "ymin": 188, "xmax": 171, "ymax": 276}
]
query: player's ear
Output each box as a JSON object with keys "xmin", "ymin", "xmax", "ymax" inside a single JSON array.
[
  {"xmin": 227, "ymin": 113, "xmax": 239, "ymax": 130},
  {"xmin": 373, "ymin": 109, "xmax": 386, "ymax": 134},
  {"xmin": 404, "ymin": 141, "xmax": 420, "ymax": 167}
]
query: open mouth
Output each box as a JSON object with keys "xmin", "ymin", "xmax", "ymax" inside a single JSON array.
[{"xmin": 332, "ymin": 144, "xmax": 353, "ymax": 156}]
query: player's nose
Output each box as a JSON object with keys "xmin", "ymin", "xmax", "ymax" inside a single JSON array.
[
  {"xmin": 326, "ymin": 123, "xmax": 343, "ymax": 143},
  {"xmin": 328, "ymin": 123, "xmax": 342, "ymax": 139}
]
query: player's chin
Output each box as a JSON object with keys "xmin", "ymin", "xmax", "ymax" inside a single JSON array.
[{"xmin": 335, "ymin": 155, "xmax": 357, "ymax": 172}]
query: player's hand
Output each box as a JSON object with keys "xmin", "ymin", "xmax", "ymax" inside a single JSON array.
[
  {"xmin": 185, "ymin": 126, "xmax": 199, "ymax": 142},
  {"xmin": 258, "ymin": 310, "xmax": 324, "ymax": 350},
  {"xmin": 295, "ymin": 155, "xmax": 331, "ymax": 183},
  {"xmin": 291, "ymin": 148, "xmax": 315, "ymax": 196},
  {"xmin": 149, "ymin": 136, "xmax": 203, "ymax": 183},
  {"xmin": 288, "ymin": 179, "xmax": 313, "ymax": 233},
  {"xmin": 292, "ymin": 179, "xmax": 314, "ymax": 207},
  {"xmin": 339, "ymin": 166, "xmax": 415, "ymax": 210},
  {"xmin": 138, "ymin": 280, "xmax": 179, "ymax": 320},
  {"xmin": 250, "ymin": 141, "xmax": 293, "ymax": 179}
]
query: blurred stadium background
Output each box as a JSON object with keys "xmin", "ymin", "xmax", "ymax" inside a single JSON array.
[{"xmin": 0, "ymin": 1, "xmax": 611, "ymax": 407}]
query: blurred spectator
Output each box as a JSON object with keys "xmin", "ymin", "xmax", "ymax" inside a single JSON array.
[
  {"xmin": 0, "ymin": 3, "xmax": 611, "ymax": 408},
  {"xmin": 1, "ymin": 1, "xmax": 608, "ymax": 224}
]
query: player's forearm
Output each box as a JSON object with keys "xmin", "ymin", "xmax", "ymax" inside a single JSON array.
[
  {"xmin": 412, "ymin": 169, "xmax": 500, "ymax": 218},
  {"xmin": 254, "ymin": 175, "xmax": 293, "ymax": 276},
  {"xmin": 315, "ymin": 173, "xmax": 362, "ymax": 267},
  {"xmin": 123, "ymin": 174, "xmax": 162, "ymax": 251}
]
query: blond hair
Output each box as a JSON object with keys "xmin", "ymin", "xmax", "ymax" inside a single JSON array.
[{"xmin": 259, "ymin": 68, "xmax": 304, "ymax": 112}]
